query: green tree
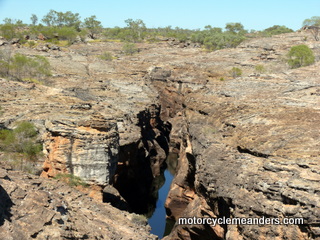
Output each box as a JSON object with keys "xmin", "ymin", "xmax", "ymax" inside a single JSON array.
[
  {"xmin": 83, "ymin": 15, "xmax": 102, "ymax": 39},
  {"xmin": 41, "ymin": 9, "xmax": 57, "ymax": 26},
  {"xmin": 42, "ymin": 9, "xmax": 81, "ymax": 30},
  {"xmin": 124, "ymin": 18, "xmax": 146, "ymax": 42},
  {"xmin": 30, "ymin": 14, "xmax": 38, "ymax": 26},
  {"xmin": 225, "ymin": 22, "xmax": 246, "ymax": 34},
  {"xmin": 303, "ymin": 16, "xmax": 320, "ymax": 41},
  {"xmin": 287, "ymin": 45, "xmax": 315, "ymax": 69}
]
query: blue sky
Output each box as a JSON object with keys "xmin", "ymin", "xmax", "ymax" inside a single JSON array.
[{"xmin": 0, "ymin": 0, "xmax": 319, "ymax": 31}]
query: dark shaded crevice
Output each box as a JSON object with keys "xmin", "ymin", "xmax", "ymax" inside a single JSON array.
[
  {"xmin": 0, "ymin": 185, "xmax": 13, "ymax": 226},
  {"xmin": 237, "ymin": 146, "xmax": 271, "ymax": 158},
  {"xmin": 112, "ymin": 104, "xmax": 172, "ymax": 215},
  {"xmin": 281, "ymin": 194, "xmax": 300, "ymax": 205},
  {"xmin": 298, "ymin": 225, "xmax": 314, "ymax": 239},
  {"xmin": 217, "ymin": 197, "xmax": 232, "ymax": 237},
  {"xmin": 185, "ymin": 153, "xmax": 196, "ymax": 191},
  {"xmin": 198, "ymin": 110, "xmax": 209, "ymax": 116}
]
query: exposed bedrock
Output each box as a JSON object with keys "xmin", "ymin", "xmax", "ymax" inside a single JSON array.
[
  {"xmin": 0, "ymin": 168, "xmax": 155, "ymax": 240},
  {"xmin": 41, "ymin": 113, "xmax": 119, "ymax": 186}
]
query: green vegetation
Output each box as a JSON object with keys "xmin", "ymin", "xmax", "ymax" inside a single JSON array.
[
  {"xmin": 41, "ymin": 9, "xmax": 81, "ymax": 30},
  {"xmin": 131, "ymin": 213, "xmax": 148, "ymax": 225},
  {"xmin": 0, "ymin": 121, "xmax": 43, "ymax": 173},
  {"xmin": 104, "ymin": 19, "xmax": 147, "ymax": 42},
  {"xmin": 54, "ymin": 173, "xmax": 89, "ymax": 187},
  {"xmin": 0, "ymin": 121, "xmax": 42, "ymax": 158},
  {"xmin": 0, "ymin": 18, "xmax": 26, "ymax": 41},
  {"xmin": 0, "ymin": 10, "xmax": 251, "ymax": 50},
  {"xmin": 259, "ymin": 25, "xmax": 293, "ymax": 37},
  {"xmin": 0, "ymin": 10, "xmax": 308, "ymax": 54},
  {"xmin": 122, "ymin": 42, "xmax": 139, "ymax": 55},
  {"xmin": 229, "ymin": 67, "xmax": 242, "ymax": 78},
  {"xmin": 255, "ymin": 64, "xmax": 266, "ymax": 74},
  {"xmin": 0, "ymin": 50, "xmax": 51, "ymax": 82},
  {"xmin": 287, "ymin": 45, "xmax": 315, "ymax": 69},
  {"xmin": 83, "ymin": 15, "xmax": 103, "ymax": 39},
  {"xmin": 191, "ymin": 23, "xmax": 247, "ymax": 51},
  {"xmin": 98, "ymin": 51, "xmax": 113, "ymax": 61},
  {"xmin": 303, "ymin": 16, "xmax": 320, "ymax": 41}
]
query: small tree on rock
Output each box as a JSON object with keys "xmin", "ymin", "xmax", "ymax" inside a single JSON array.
[
  {"xmin": 83, "ymin": 15, "xmax": 103, "ymax": 39},
  {"xmin": 303, "ymin": 16, "xmax": 320, "ymax": 41}
]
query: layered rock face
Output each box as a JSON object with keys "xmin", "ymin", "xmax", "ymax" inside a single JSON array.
[{"xmin": 41, "ymin": 113, "xmax": 119, "ymax": 186}]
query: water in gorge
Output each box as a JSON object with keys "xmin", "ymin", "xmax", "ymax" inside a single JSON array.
[{"xmin": 148, "ymin": 152, "xmax": 178, "ymax": 238}]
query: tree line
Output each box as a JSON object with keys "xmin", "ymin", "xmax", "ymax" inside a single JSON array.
[
  {"xmin": 0, "ymin": 10, "xmax": 320, "ymax": 50},
  {"xmin": 0, "ymin": 9, "xmax": 302, "ymax": 49}
]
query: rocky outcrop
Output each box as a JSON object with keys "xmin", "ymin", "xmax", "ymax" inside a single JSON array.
[
  {"xmin": 41, "ymin": 113, "xmax": 119, "ymax": 186},
  {"xmin": 0, "ymin": 168, "xmax": 156, "ymax": 240}
]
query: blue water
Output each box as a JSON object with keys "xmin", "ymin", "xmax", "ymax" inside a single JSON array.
[{"xmin": 148, "ymin": 169, "xmax": 174, "ymax": 238}]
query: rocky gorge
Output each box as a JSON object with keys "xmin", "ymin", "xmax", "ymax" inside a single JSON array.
[{"xmin": 0, "ymin": 30, "xmax": 319, "ymax": 239}]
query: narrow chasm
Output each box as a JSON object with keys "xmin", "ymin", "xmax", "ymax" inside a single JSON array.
[{"xmin": 110, "ymin": 104, "xmax": 178, "ymax": 237}]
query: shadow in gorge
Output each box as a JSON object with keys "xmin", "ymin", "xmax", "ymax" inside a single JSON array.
[
  {"xmin": 0, "ymin": 184, "xmax": 13, "ymax": 226},
  {"xmin": 112, "ymin": 104, "xmax": 172, "ymax": 215},
  {"xmin": 112, "ymin": 146, "xmax": 174, "ymax": 216},
  {"xmin": 112, "ymin": 141, "xmax": 165, "ymax": 214}
]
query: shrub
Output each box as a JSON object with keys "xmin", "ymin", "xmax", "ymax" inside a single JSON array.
[
  {"xmin": 287, "ymin": 45, "xmax": 315, "ymax": 69},
  {"xmin": 54, "ymin": 173, "xmax": 89, "ymax": 187},
  {"xmin": 0, "ymin": 19, "xmax": 26, "ymax": 41},
  {"xmin": 0, "ymin": 51, "xmax": 51, "ymax": 81},
  {"xmin": 0, "ymin": 121, "xmax": 42, "ymax": 159},
  {"xmin": 99, "ymin": 51, "xmax": 113, "ymax": 61},
  {"xmin": 27, "ymin": 41, "xmax": 36, "ymax": 48},
  {"xmin": 255, "ymin": 64, "xmax": 266, "ymax": 74},
  {"xmin": 122, "ymin": 42, "xmax": 139, "ymax": 55},
  {"xmin": 0, "ymin": 120, "xmax": 43, "ymax": 174},
  {"xmin": 303, "ymin": 16, "xmax": 320, "ymax": 41},
  {"xmin": 229, "ymin": 67, "xmax": 242, "ymax": 78},
  {"xmin": 130, "ymin": 213, "xmax": 148, "ymax": 225}
]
